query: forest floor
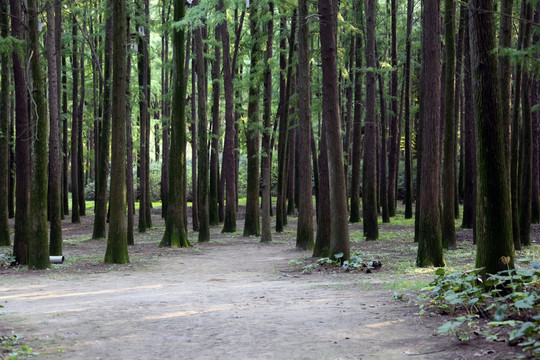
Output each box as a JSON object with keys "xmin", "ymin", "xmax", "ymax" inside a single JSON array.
[{"xmin": 0, "ymin": 206, "xmax": 537, "ymax": 359}]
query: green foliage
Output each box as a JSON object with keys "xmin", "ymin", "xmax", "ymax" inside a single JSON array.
[
  {"xmin": 0, "ymin": 333, "xmax": 36, "ymax": 359},
  {"xmin": 291, "ymin": 252, "xmax": 381, "ymax": 274},
  {"xmin": 421, "ymin": 266, "xmax": 540, "ymax": 356},
  {"xmin": 0, "ymin": 251, "xmax": 16, "ymax": 267}
]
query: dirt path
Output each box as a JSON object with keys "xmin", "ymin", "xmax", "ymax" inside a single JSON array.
[{"xmin": 1, "ymin": 229, "xmax": 515, "ymax": 359}]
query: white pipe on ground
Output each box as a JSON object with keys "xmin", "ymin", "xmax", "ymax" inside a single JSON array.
[{"xmin": 49, "ymin": 256, "xmax": 65, "ymax": 264}]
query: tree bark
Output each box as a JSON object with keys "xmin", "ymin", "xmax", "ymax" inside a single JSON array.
[
  {"xmin": 469, "ymin": 0, "xmax": 515, "ymax": 276},
  {"xmin": 138, "ymin": 1, "xmax": 149, "ymax": 233},
  {"xmin": 194, "ymin": 4, "xmax": 210, "ymax": 242},
  {"xmin": 105, "ymin": 0, "xmax": 130, "ymax": 263},
  {"xmin": 387, "ymin": 0, "xmax": 399, "ymax": 217},
  {"xmin": 416, "ymin": 0, "xmax": 444, "ymax": 267},
  {"xmin": 0, "ymin": 0, "xmax": 10, "ymax": 246},
  {"xmin": 442, "ymin": 0, "xmax": 456, "ymax": 249},
  {"xmin": 28, "ymin": 0, "xmax": 51, "ymax": 269},
  {"xmin": 377, "ymin": 71, "xmax": 389, "ymax": 224},
  {"xmin": 313, "ymin": 117, "xmax": 331, "ymax": 257},
  {"xmin": 243, "ymin": 3, "xmax": 261, "ymax": 237},
  {"xmin": 296, "ymin": 0, "xmax": 314, "ymax": 250},
  {"xmin": 93, "ymin": 4, "xmax": 112, "ymax": 239},
  {"xmin": 319, "ymin": 0, "xmax": 349, "ymax": 259},
  {"xmin": 11, "ymin": 0, "xmax": 31, "ymax": 264},
  {"xmin": 160, "ymin": 0, "xmax": 190, "ymax": 248},
  {"xmin": 71, "ymin": 15, "xmax": 81, "ymax": 224},
  {"xmin": 47, "ymin": 0, "xmax": 63, "ymax": 254},
  {"xmin": 260, "ymin": 2, "xmax": 274, "ymax": 243},
  {"xmin": 363, "ymin": 0, "xmax": 379, "ymax": 240},
  {"xmin": 126, "ymin": 15, "xmax": 135, "ymax": 246},
  {"xmin": 403, "ymin": 0, "xmax": 413, "ymax": 219},
  {"xmin": 209, "ymin": 30, "xmax": 221, "ymax": 226}
]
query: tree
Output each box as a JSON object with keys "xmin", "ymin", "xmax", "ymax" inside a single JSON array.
[
  {"xmin": 47, "ymin": 0, "xmax": 63, "ymax": 254},
  {"xmin": 260, "ymin": 2, "xmax": 274, "ymax": 244},
  {"xmin": 319, "ymin": 0, "xmax": 349, "ymax": 259},
  {"xmin": 209, "ymin": 29, "xmax": 221, "ymax": 226},
  {"xmin": 93, "ymin": 2, "xmax": 112, "ymax": 240},
  {"xmin": 416, "ymin": 0, "xmax": 444, "ymax": 268},
  {"xmin": 387, "ymin": 0, "xmax": 399, "ymax": 217},
  {"xmin": 243, "ymin": 1, "xmax": 261, "ymax": 237},
  {"xmin": 71, "ymin": 15, "xmax": 81, "ymax": 224},
  {"xmin": 363, "ymin": 0, "xmax": 379, "ymax": 240},
  {"xmin": 442, "ymin": 0, "xmax": 456, "ymax": 249},
  {"xmin": 194, "ymin": 0, "xmax": 210, "ymax": 242},
  {"xmin": 11, "ymin": 0, "xmax": 31, "ymax": 264},
  {"xmin": 0, "ymin": 0, "xmax": 10, "ymax": 246},
  {"xmin": 349, "ymin": 0, "xmax": 363, "ymax": 224},
  {"xmin": 469, "ymin": 0, "xmax": 515, "ymax": 275},
  {"xmin": 160, "ymin": 0, "xmax": 191, "ymax": 248},
  {"xmin": 105, "ymin": 0, "xmax": 130, "ymax": 264},
  {"xmin": 295, "ymin": 0, "xmax": 313, "ymax": 250},
  {"xmin": 219, "ymin": 0, "xmax": 237, "ymax": 234},
  {"xmin": 28, "ymin": 0, "xmax": 51, "ymax": 269},
  {"xmin": 403, "ymin": 0, "xmax": 414, "ymax": 219}
]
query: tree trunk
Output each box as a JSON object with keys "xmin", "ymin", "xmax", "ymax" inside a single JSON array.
[
  {"xmin": 47, "ymin": 0, "xmax": 63, "ymax": 254},
  {"xmin": 71, "ymin": 15, "xmax": 81, "ymax": 224},
  {"xmin": 11, "ymin": 0, "xmax": 31, "ymax": 264},
  {"xmin": 319, "ymin": 0, "xmax": 349, "ymax": 259},
  {"xmin": 105, "ymin": 0, "xmax": 130, "ymax": 263},
  {"xmin": 194, "ymin": 5, "xmax": 210, "ymax": 242},
  {"xmin": 220, "ymin": 0, "xmax": 237, "ymax": 233},
  {"xmin": 416, "ymin": 0, "xmax": 444, "ymax": 267},
  {"xmin": 442, "ymin": 0, "xmax": 456, "ymax": 249},
  {"xmin": 138, "ymin": 1, "xmax": 149, "ymax": 233},
  {"xmin": 28, "ymin": 0, "xmax": 51, "ymax": 269},
  {"xmin": 93, "ymin": 4, "xmax": 112, "ymax": 239},
  {"xmin": 161, "ymin": 3, "xmax": 171, "ymax": 219},
  {"xmin": 260, "ymin": 2, "xmax": 274, "ymax": 243},
  {"xmin": 403, "ymin": 0, "xmax": 413, "ymax": 219},
  {"xmin": 377, "ymin": 71, "xmax": 389, "ymax": 224},
  {"xmin": 276, "ymin": 12, "xmax": 297, "ymax": 233},
  {"xmin": 62, "ymin": 56, "xmax": 69, "ymax": 216},
  {"xmin": 519, "ymin": 1, "xmax": 534, "ymax": 246},
  {"xmin": 313, "ymin": 117, "xmax": 331, "ymax": 257},
  {"xmin": 209, "ymin": 29, "xmax": 221, "ymax": 226},
  {"xmin": 532, "ymin": 6, "xmax": 540, "ymax": 224},
  {"xmin": 363, "ymin": 0, "xmax": 379, "ymax": 240},
  {"xmin": 387, "ymin": 0, "xmax": 398, "ymax": 217},
  {"xmin": 350, "ymin": 1, "xmax": 363, "ymax": 223},
  {"xmin": 78, "ymin": 26, "xmax": 86, "ymax": 218},
  {"xmin": 0, "ymin": 0, "xmax": 10, "ymax": 246},
  {"xmin": 160, "ymin": 0, "xmax": 190, "ymax": 248},
  {"xmin": 243, "ymin": 4, "xmax": 261, "ymax": 237},
  {"xmin": 296, "ymin": 0, "xmax": 314, "ymax": 250},
  {"xmin": 191, "ymin": 58, "xmax": 198, "ymax": 232},
  {"xmin": 469, "ymin": 0, "xmax": 515, "ymax": 276},
  {"xmin": 461, "ymin": 10, "xmax": 476, "ymax": 230},
  {"xmin": 126, "ymin": 15, "xmax": 135, "ymax": 246}
]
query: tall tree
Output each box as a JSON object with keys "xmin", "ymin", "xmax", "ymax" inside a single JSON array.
[
  {"xmin": 296, "ymin": 0, "xmax": 313, "ymax": 250},
  {"xmin": 243, "ymin": 1, "xmax": 261, "ymax": 237},
  {"xmin": 209, "ymin": 29, "xmax": 221, "ymax": 226},
  {"xmin": 71, "ymin": 15, "xmax": 81, "ymax": 224},
  {"xmin": 416, "ymin": 0, "xmax": 444, "ymax": 267},
  {"xmin": 319, "ymin": 0, "xmax": 349, "ymax": 258},
  {"xmin": 11, "ymin": 0, "xmax": 31, "ymax": 264},
  {"xmin": 519, "ymin": 1, "xmax": 534, "ymax": 246},
  {"xmin": 77, "ymin": 23, "xmax": 86, "ymax": 218},
  {"xmin": 160, "ymin": 0, "xmax": 191, "ymax": 248},
  {"xmin": 349, "ymin": 0, "xmax": 363, "ymax": 224},
  {"xmin": 219, "ymin": 0, "xmax": 237, "ymax": 233},
  {"xmin": 377, "ymin": 70, "xmax": 389, "ymax": 224},
  {"xmin": 0, "ymin": 0, "xmax": 10, "ymax": 246},
  {"xmin": 403, "ymin": 0, "xmax": 414, "ymax": 219},
  {"xmin": 28, "ymin": 0, "xmax": 51, "ymax": 269},
  {"xmin": 126, "ymin": 15, "xmax": 135, "ymax": 246},
  {"xmin": 260, "ymin": 2, "xmax": 274, "ymax": 243},
  {"xmin": 105, "ymin": 0, "xmax": 130, "ymax": 263},
  {"xmin": 442, "ymin": 0, "xmax": 456, "ymax": 249},
  {"xmin": 387, "ymin": 0, "xmax": 399, "ymax": 217},
  {"xmin": 363, "ymin": 0, "xmax": 379, "ymax": 240},
  {"xmin": 194, "ymin": 0, "xmax": 210, "ymax": 242},
  {"xmin": 93, "ymin": 3, "xmax": 112, "ymax": 239},
  {"xmin": 161, "ymin": 2, "xmax": 171, "ymax": 219},
  {"xmin": 47, "ymin": 0, "xmax": 63, "ymax": 254},
  {"xmin": 469, "ymin": 0, "xmax": 515, "ymax": 275}
]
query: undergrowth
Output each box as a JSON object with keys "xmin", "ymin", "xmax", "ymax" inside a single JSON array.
[{"xmin": 420, "ymin": 261, "xmax": 540, "ymax": 358}]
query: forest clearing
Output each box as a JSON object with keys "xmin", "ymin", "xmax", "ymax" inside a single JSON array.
[{"xmin": 1, "ymin": 206, "xmax": 538, "ymax": 359}]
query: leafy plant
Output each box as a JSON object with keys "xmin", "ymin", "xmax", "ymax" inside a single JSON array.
[
  {"xmin": 0, "ymin": 252, "xmax": 16, "ymax": 267},
  {"xmin": 421, "ymin": 265, "xmax": 540, "ymax": 357}
]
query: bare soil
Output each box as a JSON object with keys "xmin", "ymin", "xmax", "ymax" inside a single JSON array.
[{"xmin": 0, "ymin": 211, "xmax": 525, "ymax": 359}]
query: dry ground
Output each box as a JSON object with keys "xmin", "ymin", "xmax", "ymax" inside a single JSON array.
[{"xmin": 0, "ymin": 209, "xmax": 530, "ymax": 359}]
